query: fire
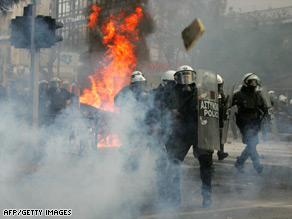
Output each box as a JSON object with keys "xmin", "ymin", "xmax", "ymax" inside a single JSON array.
[
  {"xmin": 81, "ymin": 4, "xmax": 144, "ymax": 147},
  {"xmin": 96, "ymin": 134, "xmax": 121, "ymax": 148},
  {"xmin": 80, "ymin": 5, "xmax": 143, "ymax": 112}
]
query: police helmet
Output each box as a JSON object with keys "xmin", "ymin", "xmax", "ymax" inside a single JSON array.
[
  {"xmin": 174, "ymin": 65, "xmax": 196, "ymax": 85},
  {"xmin": 131, "ymin": 71, "xmax": 144, "ymax": 78},
  {"xmin": 131, "ymin": 75, "xmax": 147, "ymax": 84},
  {"xmin": 63, "ymin": 80, "xmax": 70, "ymax": 91},
  {"xmin": 217, "ymin": 74, "xmax": 223, "ymax": 85},
  {"xmin": 279, "ymin": 95, "xmax": 287, "ymax": 103},
  {"xmin": 39, "ymin": 80, "xmax": 49, "ymax": 91},
  {"xmin": 131, "ymin": 75, "xmax": 147, "ymax": 90},
  {"xmin": 242, "ymin": 73, "xmax": 260, "ymax": 87},
  {"xmin": 39, "ymin": 80, "xmax": 49, "ymax": 85},
  {"xmin": 49, "ymin": 77, "xmax": 62, "ymax": 88},
  {"xmin": 161, "ymin": 70, "xmax": 176, "ymax": 87}
]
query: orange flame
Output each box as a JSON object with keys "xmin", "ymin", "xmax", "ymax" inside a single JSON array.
[
  {"xmin": 80, "ymin": 5, "xmax": 143, "ymax": 112},
  {"xmin": 87, "ymin": 5, "xmax": 100, "ymax": 28},
  {"xmin": 81, "ymin": 5, "xmax": 144, "ymax": 147}
]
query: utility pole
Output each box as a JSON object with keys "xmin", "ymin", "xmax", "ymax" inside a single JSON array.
[
  {"xmin": 29, "ymin": 0, "xmax": 39, "ymax": 129},
  {"xmin": 56, "ymin": 0, "xmax": 61, "ymax": 78}
]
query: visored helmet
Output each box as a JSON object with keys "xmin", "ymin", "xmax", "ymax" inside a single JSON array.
[
  {"xmin": 49, "ymin": 77, "xmax": 62, "ymax": 88},
  {"xmin": 217, "ymin": 74, "xmax": 223, "ymax": 85},
  {"xmin": 131, "ymin": 75, "xmax": 147, "ymax": 90},
  {"xmin": 242, "ymin": 73, "xmax": 260, "ymax": 87},
  {"xmin": 268, "ymin": 90, "xmax": 276, "ymax": 98},
  {"xmin": 131, "ymin": 75, "xmax": 146, "ymax": 84},
  {"xmin": 174, "ymin": 65, "xmax": 196, "ymax": 85},
  {"xmin": 279, "ymin": 95, "xmax": 287, "ymax": 103},
  {"xmin": 38, "ymin": 80, "xmax": 49, "ymax": 92},
  {"xmin": 161, "ymin": 70, "xmax": 176, "ymax": 87},
  {"xmin": 63, "ymin": 80, "xmax": 70, "ymax": 89},
  {"xmin": 131, "ymin": 71, "xmax": 144, "ymax": 78}
]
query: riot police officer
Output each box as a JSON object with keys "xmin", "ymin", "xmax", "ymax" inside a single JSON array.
[
  {"xmin": 62, "ymin": 80, "xmax": 70, "ymax": 92},
  {"xmin": 217, "ymin": 74, "xmax": 229, "ymax": 160},
  {"xmin": 233, "ymin": 73, "xmax": 268, "ymax": 174},
  {"xmin": 38, "ymin": 80, "xmax": 50, "ymax": 126},
  {"xmin": 115, "ymin": 73, "xmax": 149, "ymax": 171},
  {"xmin": 163, "ymin": 65, "xmax": 214, "ymax": 207},
  {"xmin": 153, "ymin": 70, "xmax": 176, "ymax": 106},
  {"xmin": 114, "ymin": 71, "xmax": 144, "ymax": 105},
  {"xmin": 47, "ymin": 77, "xmax": 74, "ymax": 117},
  {"xmin": 147, "ymin": 70, "xmax": 176, "ymax": 203}
]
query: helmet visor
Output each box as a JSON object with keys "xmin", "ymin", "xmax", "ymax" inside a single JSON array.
[
  {"xmin": 175, "ymin": 71, "xmax": 196, "ymax": 85},
  {"xmin": 162, "ymin": 80, "xmax": 175, "ymax": 87},
  {"xmin": 132, "ymin": 81, "xmax": 146, "ymax": 90},
  {"xmin": 50, "ymin": 81, "xmax": 60, "ymax": 88}
]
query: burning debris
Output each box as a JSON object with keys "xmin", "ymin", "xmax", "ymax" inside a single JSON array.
[
  {"xmin": 79, "ymin": 4, "xmax": 151, "ymax": 148},
  {"xmin": 80, "ymin": 5, "xmax": 144, "ymax": 112}
]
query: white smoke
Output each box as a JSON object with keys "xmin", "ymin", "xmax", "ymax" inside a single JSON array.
[{"xmin": 0, "ymin": 90, "xmax": 165, "ymax": 218}]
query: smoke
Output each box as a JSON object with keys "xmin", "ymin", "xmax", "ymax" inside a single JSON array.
[
  {"xmin": 79, "ymin": 0, "xmax": 154, "ymax": 90},
  {"xmin": 145, "ymin": 0, "xmax": 292, "ymax": 87},
  {"xmin": 0, "ymin": 88, "xmax": 170, "ymax": 218}
]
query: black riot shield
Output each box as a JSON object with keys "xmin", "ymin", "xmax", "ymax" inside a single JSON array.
[
  {"xmin": 197, "ymin": 70, "xmax": 220, "ymax": 150},
  {"xmin": 221, "ymin": 83, "xmax": 234, "ymax": 144},
  {"xmin": 259, "ymin": 86, "xmax": 279, "ymax": 141}
]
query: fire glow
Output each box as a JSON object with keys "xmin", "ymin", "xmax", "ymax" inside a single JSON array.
[{"xmin": 80, "ymin": 4, "xmax": 144, "ymax": 147}]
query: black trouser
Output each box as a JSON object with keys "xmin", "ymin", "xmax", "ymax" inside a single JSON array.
[
  {"xmin": 237, "ymin": 119, "xmax": 262, "ymax": 169},
  {"xmin": 219, "ymin": 127, "xmax": 225, "ymax": 154},
  {"xmin": 165, "ymin": 133, "xmax": 213, "ymax": 203}
]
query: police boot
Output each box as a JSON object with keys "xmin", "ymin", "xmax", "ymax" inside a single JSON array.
[
  {"xmin": 255, "ymin": 164, "xmax": 264, "ymax": 175},
  {"xmin": 217, "ymin": 152, "xmax": 229, "ymax": 160},
  {"xmin": 234, "ymin": 156, "xmax": 245, "ymax": 173},
  {"xmin": 202, "ymin": 191, "xmax": 212, "ymax": 208}
]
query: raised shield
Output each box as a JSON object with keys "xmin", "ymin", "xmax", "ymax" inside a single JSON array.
[
  {"xmin": 221, "ymin": 83, "xmax": 235, "ymax": 144},
  {"xmin": 196, "ymin": 70, "xmax": 220, "ymax": 150}
]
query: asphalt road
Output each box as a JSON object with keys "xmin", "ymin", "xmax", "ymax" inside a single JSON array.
[
  {"xmin": 1, "ymin": 138, "xmax": 291, "ymax": 219},
  {"xmin": 139, "ymin": 139, "xmax": 292, "ymax": 219}
]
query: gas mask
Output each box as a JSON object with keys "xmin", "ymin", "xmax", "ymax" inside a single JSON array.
[{"xmin": 247, "ymin": 79, "xmax": 257, "ymax": 93}]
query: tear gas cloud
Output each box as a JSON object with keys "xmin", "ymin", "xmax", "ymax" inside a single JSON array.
[
  {"xmin": 145, "ymin": 0, "xmax": 292, "ymax": 88},
  {"xmin": 0, "ymin": 89, "xmax": 173, "ymax": 218},
  {"xmin": 1, "ymin": 0, "xmax": 292, "ymax": 218}
]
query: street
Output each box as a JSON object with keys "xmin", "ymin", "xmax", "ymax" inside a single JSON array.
[
  {"xmin": 1, "ymin": 136, "xmax": 292, "ymax": 219},
  {"xmin": 139, "ymin": 139, "xmax": 292, "ymax": 219}
]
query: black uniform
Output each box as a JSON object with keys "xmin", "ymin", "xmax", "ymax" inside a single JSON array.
[
  {"xmin": 146, "ymin": 83, "xmax": 174, "ymax": 203},
  {"xmin": 163, "ymin": 84, "xmax": 213, "ymax": 207},
  {"xmin": 47, "ymin": 87, "xmax": 74, "ymax": 117},
  {"xmin": 233, "ymin": 86, "xmax": 268, "ymax": 173},
  {"xmin": 38, "ymin": 87, "xmax": 50, "ymax": 126},
  {"xmin": 114, "ymin": 85, "xmax": 149, "ymax": 171}
]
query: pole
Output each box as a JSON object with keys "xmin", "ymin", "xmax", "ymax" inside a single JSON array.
[
  {"xmin": 29, "ymin": 0, "xmax": 39, "ymax": 128},
  {"xmin": 29, "ymin": 0, "xmax": 39, "ymax": 159},
  {"xmin": 56, "ymin": 0, "xmax": 61, "ymax": 78}
]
